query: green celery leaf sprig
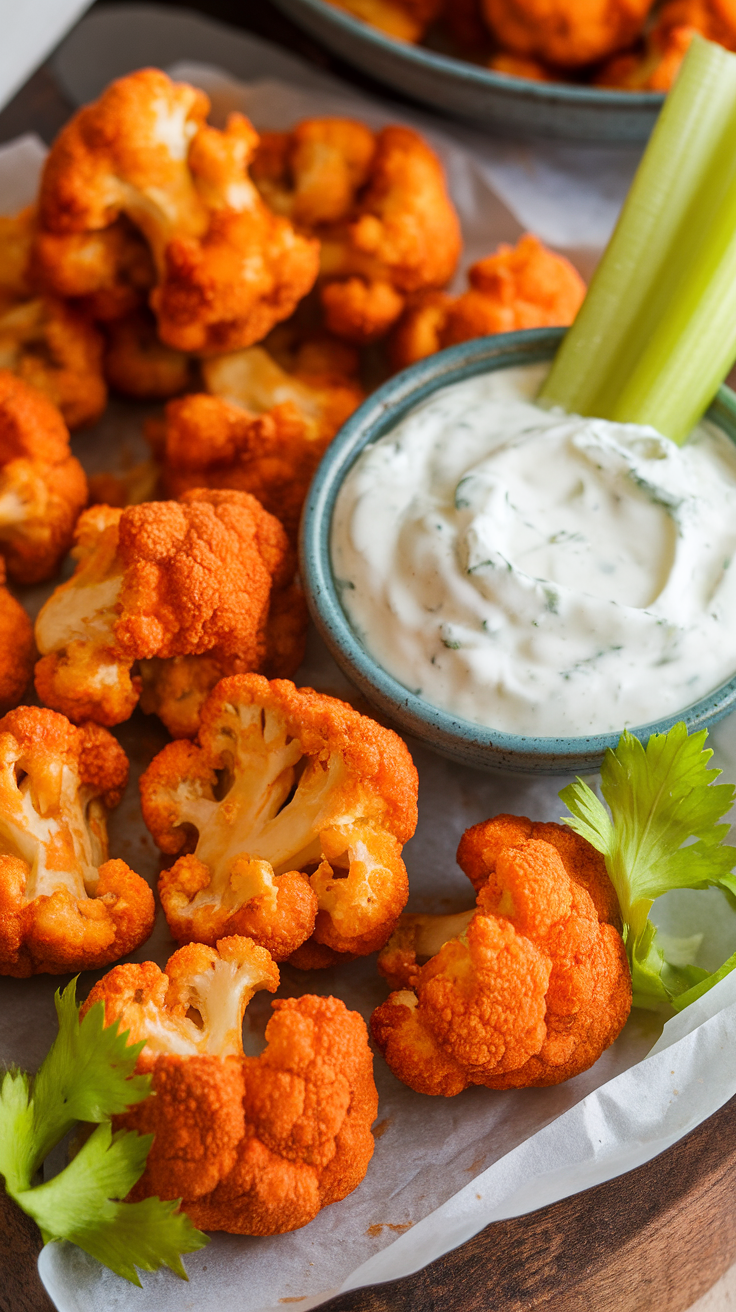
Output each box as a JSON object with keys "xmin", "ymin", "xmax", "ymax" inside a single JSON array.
[
  {"xmin": 0, "ymin": 980, "xmax": 208, "ymax": 1286},
  {"xmin": 540, "ymin": 35, "xmax": 736, "ymax": 445},
  {"xmin": 560, "ymin": 722, "xmax": 736, "ymax": 1010}
]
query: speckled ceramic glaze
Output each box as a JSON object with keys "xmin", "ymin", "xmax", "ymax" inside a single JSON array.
[
  {"xmin": 300, "ymin": 327, "xmax": 736, "ymax": 774},
  {"xmin": 272, "ymin": 0, "xmax": 663, "ymax": 142}
]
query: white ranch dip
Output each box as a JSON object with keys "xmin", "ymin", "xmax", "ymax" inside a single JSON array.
[{"xmin": 331, "ymin": 362, "xmax": 736, "ymax": 736}]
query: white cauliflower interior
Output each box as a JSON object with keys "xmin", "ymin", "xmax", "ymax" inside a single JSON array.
[{"xmin": 0, "ymin": 736, "xmax": 108, "ymax": 902}]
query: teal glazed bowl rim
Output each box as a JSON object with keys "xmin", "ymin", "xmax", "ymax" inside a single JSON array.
[
  {"xmin": 299, "ymin": 327, "xmax": 736, "ymax": 774},
  {"xmin": 278, "ymin": 0, "xmax": 665, "ymax": 113}
]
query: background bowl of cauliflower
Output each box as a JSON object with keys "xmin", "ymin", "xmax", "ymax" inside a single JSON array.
[{"xmin": 270, "ymin": 0, "xmax": 679, "ymax": 142}]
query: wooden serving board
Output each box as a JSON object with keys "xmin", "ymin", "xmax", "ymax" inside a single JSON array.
[
  {"xmin": 2, "ymin": 7, "xmax": 735, "ymax": 1311},
  {"xmin": 5, "ymin": 1088, "xmax": 736, "ymax": 1312}
]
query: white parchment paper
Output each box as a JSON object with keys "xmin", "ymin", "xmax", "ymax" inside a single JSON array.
[{"xmin": 0, "ymin": 49, "xmax": 734, "ymax": 1311}]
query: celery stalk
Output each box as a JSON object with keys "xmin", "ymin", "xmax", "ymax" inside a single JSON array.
[{"xmin": 540, "ymin": 36, "xmax": 736, "ymax": 446}]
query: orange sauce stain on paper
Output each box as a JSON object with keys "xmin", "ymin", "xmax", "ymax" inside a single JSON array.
[
  {"xmin": 373, "ymin": 1118, "xmax": 392, "ymax": 1139},
  {"xmin": 279, "ymin": 1299, "xmax": 307, "ymax": 1304},
  {"xmin": 366, "ymin": 1222, "xmax": 413, "ymax": 1237}
]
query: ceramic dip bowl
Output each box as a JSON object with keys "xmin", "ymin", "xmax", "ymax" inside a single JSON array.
[{"xmin": 300, "ymin": 327, "xmax": 736, "ymax": 774}]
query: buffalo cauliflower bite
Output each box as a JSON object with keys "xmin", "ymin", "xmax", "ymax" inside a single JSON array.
[
  {"xmin": 156, "ymin": 394, "xmax": 333, "ymax": 543},
  {"xmin": 0, "ymin": 370, "xmax": 87, "ymax": 584},
  {"xmin": 37, "ymin": 70, "xmax": 320, "ymax": 354},
  {"xmin": 371, "ymin": 814, "xmax": 631, "ymax": 1095},
  {"xmin": 33, "ymin": 490, "xmax": 306, "ymax": 737},
  {"xmin": 322, "ymin": 0, "xmax": 442, "ymax": 41},
  {"xmin": 480, "ymin": 0, "xmax": 655, "ymax": 66},
  {"xmin": 103, "ymin": 308, "xmax": 194, "ymax": 400},
  {"xmin": 82, "ymin": 935, "xmax": 378, "ymax": 1234},
  {"xmin": 0, "ymin": 564, "xmax": 34, "ymax": 713},
  {"xmin": 0, "ymin": 296, "xmax": 107, "ymax": 429},
  {"xmin": 32, "ymin": 216, "xmax": 157, "ymax": 322},
  {"xmin": 390, "ymin": 234, "xmax": 586, "ymax": 371},
  {"xmin": 252, "ymin": 119, "xmax": 461, "ymax": 344},
  {"xmin": 139, "ymin": 674, "xmax": 418, "ymax": 962},
  {"xmin": 0, "ymin": 705, "xmax": 155, "ymax": 976},
  {"xmin": 202, "ymin": 331, "xmax": 364, "ymax": 448}
]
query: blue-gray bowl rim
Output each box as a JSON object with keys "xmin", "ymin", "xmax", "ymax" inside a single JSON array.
[
  {"xmin": 280, "ymin": 0, "xmax": 666, "ymax": 109},
  {"xmin": 300, "ymin": 325, "xmax": 736, "ymax": 772}
]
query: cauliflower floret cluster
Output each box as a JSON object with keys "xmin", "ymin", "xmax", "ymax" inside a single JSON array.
[
  {"xmin": 36, "ymin": 69, "xmax": 321, "ymax": 354},
  {"xmin": 371, "ymin": 814, "xmax": 631, "ymax": 1095},
  {"xmin": 0, "ymin": 562, "xmax": 33, "ymax": 713},
  {"xmin": 33, "ymin": 490, "xmax": 306, "ymax": 738},
  {"xmin": 323, "ymin": 0, "xmax": 443, "ymax": 40},
  {"xmin": 390, "ymin": 234, "xmax": 586, "ymax": 371},
  {"xmin": 0, "ymin": 370, "xmax": 87, "ymax": 584},
  {"xmin": 83, "ymin": 935, "xmax": 378, "ymax": 1234},
  {"xmin": 252, "ymin": 117, "xmax": 461, "ymax": 344},
  {"xmin": 0, "ymin": 705, "xmax": 155, "ymax": 976},
  {"xmin": 139, "ymin": 674, "xmax": 418, "ymax": 963},
  {"xmin": 480, "ymin": 0, "xmax": 656, "ymax": 66}
]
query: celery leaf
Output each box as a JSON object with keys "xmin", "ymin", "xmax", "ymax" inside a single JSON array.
[
  {"xmin": 560, "ymin": 722, "xmax": 736, "ymax": 1008},
  {"xmin": 15, "ymin": 1124, "xmax": 207, "ymax": 1286}
]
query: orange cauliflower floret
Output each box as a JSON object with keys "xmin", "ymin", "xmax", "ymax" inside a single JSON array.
[
  {"xmin": 83, "ymin": 935, "xmax": 378, "ymax": 1233},
  {"xmin": 321, "ymin": 0, "xmax": 442, "ymax": 41},
  {"xmin": 252, "ymin": 118, "xmax": 461, "ymax": 344},
  {"xmin": 32, "ymin": 215, "xmax": 157, "ymax": 322},
  {"xmin": 0, "ymin": 295, "xmax": 106, "ymax": 429},
  {"xmin": 0, "ymin": 705, "xmax": 155, "ymax": 976},
  {"xmin": 390, "ymin": 234, "xmax": 586, "ymax": 371},
  {"xmin": 139, "ymin": 674, "xmax": 418, "ymax": 963},
  {"xmin": 33, "ymin": 490, "xmax": 306, "ymax": 738},
  {"xmin": 155, "ymin": 396, "xmax": 327, "ymax": 544},
  {"xmin": 480, "ymin": 0, "xmax": 655, "ymax": 66},
  {"xmin": 0, "ymin": 562, "xmax": 33, "ymax": 713},
  {"xmin": 202, "ymin": 326, "xmax": 364, "ymax": 448},
  {"xmin": 371, "ymin": 814, "xmax": 631, "ymax": 1095},
  {"xmin": 37, "ymin": 69, "xmax": 320, "ymax": 354},
  {"xmin": 0, "ymin": 370, "xmax": 87, "ymax": 584},
  {"xmin": 103, "ymin": 307, "xmax": 194, "ymax": 400}
]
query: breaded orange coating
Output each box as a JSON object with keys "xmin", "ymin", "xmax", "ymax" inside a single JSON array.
[
  {"xmin": 595, "ymin": 21, "xmax": 697, "ymax": 88},
  {"xmin": 103, "ymin": 308, "xmax": 194, "ymax": 400},
  {"xmin": 252, "ymin": 119, "xmax": 461, "ymax": 344},
  {"xmin": 371, "ymin": 814, "xmax": 630, "ymax": 1095},
  {"xmin": 34, "ymin": 490, "xmax": 306, "ymax": 737},
  {"xmin": 139, "ymin": 673, "xmax": 418, "ymax": 961},
  {"xmin": 32, "ymin": 216, "xmax": 156, "ymax": 322},
  {"xmin": 157, "ymin": 395, "xmax": 328, "ymax": 543},
  {"xmin": 37, "ymin": 70, "xmax": 320, "ymax": 354},
  {"xmin": 0, "ymin": 705, "xmax": 155, "ymax": 976},
  {"xmin": 0, "ymin": 370, "xmax": 87, "ymax": 584},
  {"xmin": 0, "ymin": 563, "xmax": 33, "ymax": 713},
  {"xmin": 480, "ymin": 0, "xmax": 656, "ymax": 66},
  {"xmin": 390, "ymin": 234, "xmax": 586, "ymax": 371},
  {"xmin": 83, "ymin": 936, "xmax": 378, "ymax": 1233},
  {"xmin": 322, "ymin": 0, "xmax": 442, "ymax": 41},
  {"xmin": 0, "ymin": 295, "xmax": 106, "ymax": 429}
]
